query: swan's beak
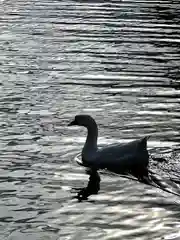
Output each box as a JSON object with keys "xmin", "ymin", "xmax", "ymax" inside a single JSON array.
[{"xmin": 68, "ymin": 119, "xmax": 77, "ymax": 126}]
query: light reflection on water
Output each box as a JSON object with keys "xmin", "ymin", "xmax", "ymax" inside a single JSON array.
[{"xmin": 0, "ymin": 0, "xmax": 180, "ymax": 239}]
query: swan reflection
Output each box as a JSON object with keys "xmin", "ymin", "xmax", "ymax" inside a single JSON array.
[{"xmin": 73, "ymin": 169, "xmax": 100, "ymax": 201}]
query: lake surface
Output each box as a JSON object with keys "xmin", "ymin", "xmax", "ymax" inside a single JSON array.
[{"xmin": 0, "ymin": 0, "xmax": 180, "ymax": 239}]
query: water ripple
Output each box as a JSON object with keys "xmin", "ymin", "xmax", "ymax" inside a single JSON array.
[{"xmin": 0, "ymin": 0, "xmax": 180, "ymax": 239}]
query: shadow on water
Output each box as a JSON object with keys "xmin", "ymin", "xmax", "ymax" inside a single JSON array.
[
  {"xmin": 71, "ymin": 148, "xmax": 180, "ymax": 201},
  {"xmin": 72, "ymin": 165, "xmax": 180, "ymax": 202},
  {"xmin": 69, "ymin": 169, "xmax": 180, "ymax": 232},
  {"xmin": 72, "ymin": 169, "xmax": 101, "ymax": 201}
]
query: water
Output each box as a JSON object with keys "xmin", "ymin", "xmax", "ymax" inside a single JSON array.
[{"xmin": 0, "ymin": 0, "xmax": 180, "ymax": 239}]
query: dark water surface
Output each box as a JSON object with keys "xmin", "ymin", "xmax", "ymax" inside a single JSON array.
[{"xmin": 1, "ymin": 0, "xmax": 180, "ymax": 239}]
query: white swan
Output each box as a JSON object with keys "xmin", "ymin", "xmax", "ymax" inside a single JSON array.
[{"xmin": 68, "ymin": 115, "xmax": 149, "ymax": 177}]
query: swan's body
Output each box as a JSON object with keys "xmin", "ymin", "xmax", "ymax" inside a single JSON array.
[{"xmin": 68, "ymin": 115, "xmax": 149, "ymax": 176}]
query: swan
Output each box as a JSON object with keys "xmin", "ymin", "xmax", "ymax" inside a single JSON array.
[{"xmin": 68, "ymin": 115, "xmax": 149, "ymax": 178}]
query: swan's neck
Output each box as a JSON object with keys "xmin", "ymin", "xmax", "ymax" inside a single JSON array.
[{"xmin": 83, "ymin": 123, "xmax": 98, "ymax": 156}]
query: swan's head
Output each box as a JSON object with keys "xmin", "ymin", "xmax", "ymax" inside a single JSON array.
[{"xmin": 68, "ymin": 115, "xmax": 96, "ymax": 127}]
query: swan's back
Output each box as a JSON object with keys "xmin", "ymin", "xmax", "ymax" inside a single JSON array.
[{"xmin": 84, "ymin": 137, "xmax": 149, "ymax": 171}]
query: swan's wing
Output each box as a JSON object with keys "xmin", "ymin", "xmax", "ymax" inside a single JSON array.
[{"xmin": 87, "ymin": 138, "xmax": 149, "ymax": 170}]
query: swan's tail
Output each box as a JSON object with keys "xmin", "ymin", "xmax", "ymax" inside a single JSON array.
[{"xmin": 140, "ymin": 136, "xmax": 150, "ymax": 149}]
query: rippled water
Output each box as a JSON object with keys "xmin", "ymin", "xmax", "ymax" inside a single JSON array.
[{"xmin": 1, "ymin": 0, "xmax": 180, "ymax": 239}]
